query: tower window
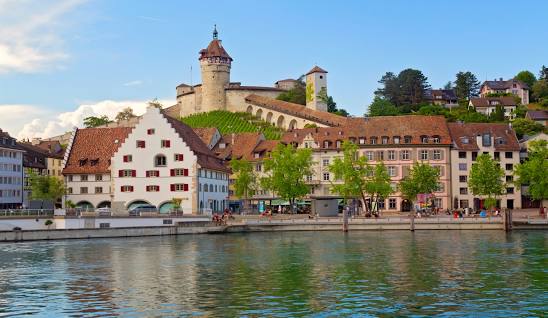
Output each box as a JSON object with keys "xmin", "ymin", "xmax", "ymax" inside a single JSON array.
[{"xmin": 319, "ymin": 75, "xmax": 323, "ymax": 79}]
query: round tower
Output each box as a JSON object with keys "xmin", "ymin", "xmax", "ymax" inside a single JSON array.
[{"xmin": 199, "ymin": 25, "xmax": 232, "ymax": 112}]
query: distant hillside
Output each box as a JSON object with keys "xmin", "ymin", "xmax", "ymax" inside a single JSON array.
[{"xmin": 181, "ymin": 110, "xmax": 283, "ymax": 140}]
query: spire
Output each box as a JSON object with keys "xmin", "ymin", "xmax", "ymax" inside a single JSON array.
[{"xmin": 213, "ymin": 24, "xmax": 218, "ymax": 40}]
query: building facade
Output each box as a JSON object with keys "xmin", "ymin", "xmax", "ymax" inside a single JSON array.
[
  {"xmin": 0, "ymin": 130, "xmax": 24, "ymax": 209},
  {"xmin": 469, "ymin": 96, "xmax": 517, "ymax": 119},
  {"xmin": 448, "ymin": 123, "xmax": 521, "ymax": 210},
  {"xmin": 480, "ymin": 78, "xmax": 529, "ymax": 105}
]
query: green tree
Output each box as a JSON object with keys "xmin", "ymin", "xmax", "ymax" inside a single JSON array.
[
  {"xmin": 318, "ymin": 90, "xmax": 349, "ymax": 117},
  {"xmin": 399, "ymin": 162, "xmax": 440, "ymax": 210},
  {"xmin": 511, "ymin": 118, "xmax": 546, "ymax": 139},
  {"xmin": 454, "ymin": 71, "xmax": 481, "ymax": 101},
  {"xmin": 367, "ymin": 96, "xmax": 400, "ymax": 116},
  {"xmin": 443, "ymin": 81, "xmax": 453, "ymax": 90},
  {"xmin": 539, "ymin": 65, "xmax": 548, "ymax": 81},
  {"xmin": 514, "ymin": 70, "xmax": 537, "ymax": 89},
  {"xmin": 328, "ymin": 141, "xmax": 371, "ymax": 206},
  {"xmin": 171, "ymin": 198, "xmax": 182, "ymax": 212},
  {"xmin": 375, "ymin": 71, "xmax": 400, "ymax": 106},
  {"xmin": 514, "ymin": 140, "xmax": 548, "ymax": 203},
  {"xmin": 230, "ymin": 159, "xmax": 258, "ymax": 213},
  {"xmin": 29, "ymin": 173, "xmax": 65, "ymax": 202},
  {"xmin": 489, "ymin": 105, "xmax": 505, "ymax": 122},
  {"xmin": 115, "ymin": 107, "xmax": 136, "ymax": 121},
  {"xmin": 397, "ymin": 68, "xmax": 431, "ymax": 106},
  {"xmin": 532, "ymin": 80, "xmax": 548, "ymax": 101},
  {"xmin": 364, "ymin": 162, "xmax": 394, "ymax": 212},
  {"xmin": 83, "ymin": 115, "xmax": 112, "ymax": 128},
  {"xmin": 468, "ymin": 153, "xmax": 505, "ymax": 209},
  {"xmin": 261, "ymin": 144, "xmax": 313, "ymax": 212}
]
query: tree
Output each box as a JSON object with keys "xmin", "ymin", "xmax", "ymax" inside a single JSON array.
[
  {"xmin": 261, "ymin": 144, "xmax": 313, "ymax": 212},
  {"xmin": 375, "ymin": 72, "xmax": 400, "ymax": 106},
  {"xmin": 364, "ymin": 162, "xmax": 393, "ymax": 213},
  {"xmin": 367, "ymin": 96, "xmax": 400, "ymax": 116},
  {"xmin": 83, "ymin": 115, "xmax": 112, "ymax": 128},
  {"xmin": 230, "ymin": 159, "xmax": 258, "ymax": 213},
  {"xmin": 514, "ymin": 140, "xmax": 548, "ymax": 204},
  {"xmin": 511, "ymin": 118, "xmax": 546, "ymax": 139},
  {"xmin": 489, "ymin": 105, "xmax": 505, "ymax": 122},
  {"xmin": 514, "ymin": 70, "xmax": 537, "ymax": 89},
  {"xmin": 468, "ymin": 153, "xmax": 505, "ymax": 209},
  {"xmin": 539, "ymin": 65, "xmax": 548, "ymax": 81},
  {"xmin": 29, "ymin": 173, "xmax": 65, "ymax": 203},
  {"xmin": 399, "ymin": 162, "xmax": 440, "ymax": 210},
  {"xmin": 532, "ymin": 80, "xmax": 548, "ymax": 101},
  {"xmin": 454, "ymin": 71, "xmax": 481, "ymax": 101},
  {"xmin": 115, "ymin": 107, "xmax": 136, "ymax": 121},
  {"xmin": 318, "ymin": 90, "xmax": 349, "ymax": 117},
  {"xmin": 148, "ymin": 98, "xmax": 163, "ymax": 109},
  {"xmin": 397, "ymin": 68, "xmax": 431, "ymax": 106},
  {"xmin": 443, "ymin": 81, "xmax": 453, "ymax": 90},
  {"xmin": 277, "ymin": 77, "xmax": 306, "ymax": 105},
  {"xmin": 171, "ymin": 198, "xmax": 182, "ymax": 213},
  {"xmin": 328, "ymin": 141, "xmax": 372, "ymax": 208}
]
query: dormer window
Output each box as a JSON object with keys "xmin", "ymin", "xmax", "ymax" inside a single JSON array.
[
  {"xmin": 393, "ymin": 136, "xmax": 400, "ymax": 144},
  {"xmin": 90, "ymin": 159, "xmax": 99, "ymax": 166},
  {"xmin": 490, "ymin": 100, "xmax": 500, "ymax": 105},
  {"xmin": 461, "ymin": 137, "xmax": 469, "ymax": 144},
  {"xmin": 323, "ymin": 141, "xmax": 330, "ymax": 148},
  {"xmin": 219, "ymin": 143, "xmax": 226, "ymax": 149},
  {"xmin": 336, "ymin": 140, "xmax": 342, "ymax": 148},
  {"xmin": 421, "ymin": 136, "xmax": 429, "ymax": 143},
  {"xmin": 381, "ymin": 136, "xmax": 389, "ymax": 144},
  {"xmin": 404, "ymin": 136, "xmax": 412, "ymax": 144},
  {"xmin": 359, "ymin": 137, "xmax": 366, "ymax": 145},
  {"xmin": 79, "ymin": 158, "xmax": 88, "ymax": 166},
  {"xmin": 482, "ymin": 134, "xmax": 492, "ymax": 147},
  {"xmin": 370, "ymin": 137, "xmax": 377, "ymax": 145},
  {"xmin": 254, "ymin": 152, "xmax": 260, "ymax": 159},
  {"xmin": 432, "ymin": 136, "xmax": 441, "ymax": 144}
]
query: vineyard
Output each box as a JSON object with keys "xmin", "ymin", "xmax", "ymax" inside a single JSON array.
[{"xmin": 181, "ymin": 110, "xmax": 284, "ymax": 140}]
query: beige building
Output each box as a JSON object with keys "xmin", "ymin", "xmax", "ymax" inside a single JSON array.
[
  {"xmin": 468, "ymin": 96, "xmax": 517, "ymax": 119},
  {"xmin": 480, "ymin": 78, "xmax": 529, "ymax": 105},
  {"xmin": 448, "ymin": 123, "xmax": 521, "ymax": 210}
]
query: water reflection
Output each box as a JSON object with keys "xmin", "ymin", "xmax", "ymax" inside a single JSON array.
[{"xmin": 0, "ymin": 231, "xmax": 546, "ymax": 317}]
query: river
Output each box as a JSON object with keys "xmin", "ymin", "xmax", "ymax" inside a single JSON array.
[{"xmin": 0, "ymin": 231, "xmax": 546, "ymax": 317}]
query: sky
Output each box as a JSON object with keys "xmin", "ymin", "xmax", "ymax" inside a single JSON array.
[{"xmin": 1, "ymin": 0, "xmax": 547, "ymax": 139}]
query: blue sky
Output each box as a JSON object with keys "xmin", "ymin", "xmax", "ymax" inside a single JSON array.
[{"xmin": 1, "ymin": 0, "xmax": 547, "ymax": 138}]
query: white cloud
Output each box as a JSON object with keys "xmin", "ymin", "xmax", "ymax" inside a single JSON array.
[
  {"xmin": 0, "ymin": 0, "xmax": 86, "ymax": 73},
  {"xmin": 0, "ymin": 99, "xmax": 175, "ymax": 140},
  {"xmin": 123, "ymin": 80, "xmax": 143, "ymax": 87}
]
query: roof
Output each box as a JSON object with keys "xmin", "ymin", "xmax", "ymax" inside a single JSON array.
[
  {"xmin": 199, "ymin": 39, "xmax": 232, "ymax": 61},
  {"xmin": 282, "ymin": 115, "xmax": 452, "ymax": 149},
  {"xmin": 482, "ymin": 79, "xmax": 529, "ymax": 90},
  {"xmin": 0, "ymin": 129, "xmax": 22, "ymax": 151},
  {"xmin": 212, "ymin": 132, "xmax": 263, "ymax": 161},
  {"xmin": 245, "ymin": 94, "xmax": 348, "ymax": 127},
  {"xmin": 469, "ymin": 96, "xmax": 517, "ymax": 107},
  {"xmin": 192, "ymin": 127, "xmax": 219, "ymax": 146},
  {"xmin": 306, "ymin": 66, "xmax": 328, "ymax": 75},
  {"xmin": 275, "ymin": 79, "xmax": 298, "ymax": 84},
  {"xmin": 225, "ymin": 85, "xmax": 285, "ymax": 92},
  {"xmin": 18, "ymin": 142, "xmax": 47, "ymax": 169},
  {"xmin": 34, "ymin": 140, "xmax": 65, "ymax": 159},
  {"xmin": 244, "ymin": 140, "xmax": 279, "ymax": 161},
  {"xmin": 447, "ymin": 123, "xmax": 520, "ymax": 151},
  {"xmin": 63, "ymin": 127, "xmax": 132, "ymax": 174},
  {"xmin": 161, "ymin": 112, "xmax": 229, "ymax": 172},
  {"xmin": 526, "ymin": 110, "xmax": 548, "ymax": 121},
  {"xmin": 425, "ymin": 89, "xmax": 457, "ymax": 101}
]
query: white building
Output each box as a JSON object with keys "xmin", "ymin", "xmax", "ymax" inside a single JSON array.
[
  {"xmin": 468, "ymin": 96, "xmax": 517, "ymax": 120},
  {"xmin": 111, "ymin": 106, "xmax": 229, "ymax": 214},
  {"xmin": 0, "ymin": 130, "xmax": 24, "ymax": 209}
]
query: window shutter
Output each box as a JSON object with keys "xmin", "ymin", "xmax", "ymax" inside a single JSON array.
[
  {"xmin": 170, "ymin": 184, "xmax": 175, "ymax": 191},
  {"xmin": 121, "ymin": 186, "xmax": 125, "ymax": 192},
  {"xmin": 132, "ymin": 170, "xmax": 136, "ymax": 177},
  {"xmin": 146, "ymin": 186, "xmax": 150, "ymax": 192},
  {"xmin": 183, "ymin": 184, "xmax": 188, "ymax": 191},
  {"xmin": 166, "ymin": 140, "xmax": 171, "ymax": 148},
  {"xmin": 170, "ymin": 169, "xmax": 175, "ymax": 176},
  {"xmin": 156, "ymin": 186, "xmax": 160, "ymax": 191},
  {"xmin": 118, "ymin": 170, "xmax": 123, "ymax": 177},
  {"xmin": 123, "ymin": 156, "xmax": 127, "ymax": 162},
  {"xmin": 146, "ymin": 171, "xmax": 150, "ymax": 177},
  {"xmin": 130, "ymin": 186, "xmax": 134, "ymax": 192},
  {"xmin": 183, "ymin": 168, "xmax": 189, "ymax": 176},
  {"xmin": 440, "ymin": 149, "xmax": 445, "ymax": 160}
]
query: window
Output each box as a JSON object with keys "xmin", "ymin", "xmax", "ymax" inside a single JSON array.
[
  {"xmin": 388, "ymin": 150, "xmax": 395, "ymax": 160},
  {"xmin": 155, "ymin": 155, "xmax": 167, "ymax": 167},
  {"xmin": 322, "ymin": 159, "xmax": 330, "ymax": 166},
  {"xmin": 461, "ymin": 137, "xmax": 469, "ymax": 144},
  {"xmin": 306, "ymin": 175, "xmax": 313, "ymax": 182},
  {"xmin": 163, "ymin": 219, "xmax": 173, "ymax": 225},
  {"xmin": 381, "ymin": 136, "xmax": 389, "ymax": 144},
  {"xmin": 432, "ymin": 136, "xmax": 440, "ymax": 144},
  {"xmin": 80, "ymin": 187, "xmax": 88, "ymax": 194},
  {"xmin": 68, "ymin": 175, "xmax": 73, "ymax": 182},
  {"xmin": 401, "ymin": 150, "xmax": 410, "ymax": 160},
  {"xmin": 404, "ymin": 136, "xmax": 412, "ymax": 144},
  {"xmin": 80, "ymin": 175, "xmax": 88, "ymax": 181},
  {"xmin": 147, "ymin": 128, "xmax": 155, "ymax": 135},
  {"xmin": 420, "ymin": 150, "xmax": 428, "ymax": 160},
  {"xmin": 433, "ymin": 150, "xmax": 442, "ymax": 160},
  {"xmin": 387, "ymin": 166, "xmax": 397, "ymax": 177},
  {"xmin": 68, "ymin": 187, "xmax": 73, "ymax": 194},
  {"xmin": 459, "ymin": 152, "xmax": 466, "ymax": 159},
  {"xmin": 359, "ymin": 138, "xmax": 365, "ymax": 144},
  {"xmin": 146, "ymin": 185, "xmax": 160, "ymax": 192},
  {"xmin": 170, "ymin": 168, "xmax": 189, "ymax": 176},
  {"xmin": 460, "ymin": 200, "xmax": 469, "ymax": 208},
  {"xmin": 119, "ymin": 170, "xmax": 136, "ymax": 177},
  {"xmin": 121, "ymin": 185, "xmax": 134, "ymax": 192},
  {"xmin": 336, "ymin": 140, "xmax": 342, "ymax": 148},
  {"xmin": 323, "ymin": 141, "xmax": 330, "ymax": 148},
  {"xmin": 505, "ymin": 152, "xmax": 513, "ymax": 159},
  {"xmin": 494, "ymin": 152, "xmax": 500, "ymax": 160},
  {"xmin": 378, "ymin": 199, "xmax": 385, "ymax": 209},
  {"xmin": 95, "ymin": 187, "xmax": 102, "ymax": 194},
  {"xmin": 174, "ymin": 154, "xmax": 184, "ymax": 161},
  {"xmin": 146, "ymin": 170, "xmax": 160, "ymax": 177},
  {"xmin": 366, "ymin": 151, "xmax": 374, "ymax": 161},
  {"xmin": 136, "ymin": 140, "xmax": 146, "ymax": 148},
  {"xmin": 323, "ymin": 173, "xmax": 330, "ymax": 181},
  {"xmin": 389, "ymin": 199, "xmax": 397, "ymax": 209},
  {"xmin": 434, "ymin": 198, "xmax": 443, "ymax": 209},
  {"xmin": 506, "ymin": 187, "xmax": 514, "ymax": 194},
  {"xmin": 99, "ymin": 223, "xmax": 110, "ymax": 228},
  {"xmin": 203, "ymin": 183, "xmax": 208, "ymax": 192},
  {"xmin": 460, "ymin": 187, "xmax": 468, "ymax": 195},
  {"xmin": 472, "ymin": 152, "xmax": 478, "ymax": 161},
  {"xmin": 459, "ymin": 175, "xmax": 467, "ymax": 183},
  {"xmin": 95, "ymin": 174, "xmax": 103, "ymax": 181},
  {"xmin": 256, "ymin": 164, "xmax": 262, "ymax": 172},
  {"xmin": 506, "ymin": 175, "xmax": 513, "ymax": 182},
  {"xmin": 459, "ymin": 163, "xmax": 467, "ymax": 171},
  {"xmin": 505, "ymin": 163, "xmax": 513, "ymax": 171},
  {"xmin": 370, "ymin": 137, "xmax": 377, "ymax": 145},
  {"xmin": 161, "ymin": 140, "xmax": 171, "ymax": 148},
  {"xmin": 421, "ymin": 136, "xmax": 429, "ymax": 143},
  {"xmin": 123, "ymin": 155, "xmax": 132, "ymax": 162},
  {"xmin": 171, "ymin": 184, "xmax": 189, "ymax": 192},
  {"xmin": 435, "ymin": 183, "xmax": 444, "ymax": 192},
  {"xmin": 482, "ymin": 134, "xmax": 491, "ymax": 147},
  {"xmin": 377, "ymin": 151, "xmax": 384, "ymax": 161},
  {"xmin": 393, "ymin": 136, "xmax": 400, "ymax": 144}
]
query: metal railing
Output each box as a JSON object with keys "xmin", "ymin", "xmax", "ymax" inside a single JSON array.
[{"xmin": 0, "ymin": 209, "xmax": 54, "ymax": 217}]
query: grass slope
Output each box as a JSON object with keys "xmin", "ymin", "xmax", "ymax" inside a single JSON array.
[{"xmin": 181, "ymin": 110, "xmax": 283, "ymax": 140}]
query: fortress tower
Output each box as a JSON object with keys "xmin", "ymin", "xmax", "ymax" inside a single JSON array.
[
  {"xmin": 305, "ymin": 66, "xmax": 328, "ymax": 112},
  {"xmin": 199, "ymin": 25, "xmax": 232, "ymax": 112}
]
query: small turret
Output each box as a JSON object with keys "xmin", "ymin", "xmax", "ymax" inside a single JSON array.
[{"xmin": 305, "ymin": 66, "xmax": 328, "ymax": 112}]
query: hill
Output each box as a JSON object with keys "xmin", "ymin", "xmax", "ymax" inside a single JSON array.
[{"xmin": 181, "ymin": 110, "xmax": 283, "ymax": 140}]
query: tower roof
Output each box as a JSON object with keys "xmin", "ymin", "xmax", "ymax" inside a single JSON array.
[
  {"xmin": 306, "ymin": 66, "xmax": 328, "ymax": 75},
  {"xmin": 199, "ymin": 26, "xmax": 232, "ymax": 61}
]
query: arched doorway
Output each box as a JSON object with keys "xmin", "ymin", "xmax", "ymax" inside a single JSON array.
[
  {"xmin": 256, "ymin": 108, "xmax": 263, "ymax": 119},
  {"xmin": 127, "ymin": 200, "xmax": 152, "ymax": 211},
  {"xmin": 97, "ymin": 201, "xmax": 111, "ymax": 208},
  {"xmin": 159, "ymin": 202, "xmax": 176, "ymax": 214},
  {"xmin": 277, "ymin": 115, "xmax": 285, "ymax": 129},
  {"xmin": 246, "ymin": 105, "xmax": 253, "ymax": 114},
  {"xmin": 266, "ymin": 112, "xmax": 273, "ymax": 123},
  {"xmin": 76, "ymin": 201, "xmax": 94, "ymax": 210},
  {"xmin": 288, "ymin": 119, "xmax": 298, "ymax": 130},
  {"xmin": 401, "ymin": 199, "xmax": 412, "ymax": 212}
]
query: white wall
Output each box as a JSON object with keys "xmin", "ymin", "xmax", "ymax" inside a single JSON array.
[
  {"xmin": 0, "ymin": 147, "xmax": 24, "ymax": 207},
  {"xmin": 65, "ymin": 173, "xmax": 112, "ymax": 208}
]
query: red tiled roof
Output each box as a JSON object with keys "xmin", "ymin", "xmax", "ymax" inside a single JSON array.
[
  {"xmin": 212, "ymin": 132, "xmax": 263, "ymax": 161},
  {"xmin": 470, "ymin": 96, "xmax": 517, "ymax": 107},
  {"xmin": 243, "ymin": 139, "xmax": 280, "ymax": 161},
  {"xmin": 199, "ymin": 39, "xmax": 232, "ymax": 61},
  {"xmin": 34, "ymin": 140, "xmax": 65, "ymax": 159},
  {"xmin": 447, "ymin": 122, "xmax": 520, "ymax": 151},
  {"xmin": 245, "ymin": 94, "xmax": 348, "ymax": 127},
  {"xmin": 192, "ymin": 127, "xmax": 219, "ymax": 146},
  {"xmin": 306, "ymin": 66, "xmax": 328, "ymax": 75},
  {"xmin": 63, "ymin": 127, "xmax": 132, "ymax": 174}
]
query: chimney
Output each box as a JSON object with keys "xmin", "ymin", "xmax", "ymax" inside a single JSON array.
[{"xmin": 499, "ymin": 77, "xmax": 503, "ymax": 81}]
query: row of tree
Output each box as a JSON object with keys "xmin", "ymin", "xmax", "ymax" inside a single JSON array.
[
  {"xmin": 231, "ymin": 140, "xmax": 548, "ymax": 213},
  {"xmin": 83, "ymin": 99, "xmax": 163, "ymax": 128}
]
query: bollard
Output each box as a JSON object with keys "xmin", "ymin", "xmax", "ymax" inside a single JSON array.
[
  {"xmin": 410, "ymin": 213, "xmax": 415, "ymax": 231},
  {"xmin": 342, "ymin": 208, "xmax": 348, "ymax": 232}
]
